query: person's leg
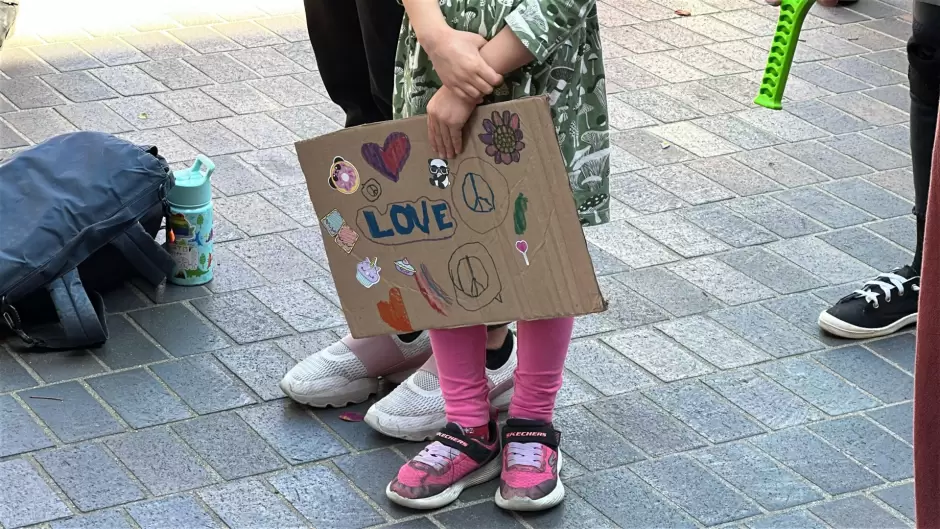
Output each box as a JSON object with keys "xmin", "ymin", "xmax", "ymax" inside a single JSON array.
[
  {"xmin": 497, "ymin": 317, "xmax": 572, "ymax": 512},
  {"xmin": 302, "ymin": 0, "xmax": 383, "ymax": 126},
  {"xmin": 386, "ymin": 326, "xmax": 501, "ymax": 510},
  {"xmin": 355, "ymin": 0, "xmax": 404, "ymax": 122},
  {"xmin": 817, "ymin": 2, "xmax": 939, "ymax": 340}
]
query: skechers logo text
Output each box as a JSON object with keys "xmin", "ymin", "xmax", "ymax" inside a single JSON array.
[
  {"xmin": 438, "ymin": 433, "xmax": 469, "ymax": 447},
  {"xmin": 506, "ymin": 432, "xmax": 547, "ymax": 438}
]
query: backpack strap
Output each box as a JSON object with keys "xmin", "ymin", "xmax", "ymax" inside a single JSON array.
[
  {"xmin": 110, "ymin": 222, "xmax": 176, "ymax": 287},
  {"xmin": 38, "ymin": 268, "xmax": 109, "ymax": 350}
]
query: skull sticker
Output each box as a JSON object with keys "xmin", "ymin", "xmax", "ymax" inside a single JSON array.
[{"xmin": 428, "ymin": 158, "xmax": 450, "ymax": 189}]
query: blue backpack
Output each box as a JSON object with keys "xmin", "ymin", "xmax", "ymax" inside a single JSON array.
[{"xmin": 0, "ymin": 132, "xmax": 176, "ymax": 350}]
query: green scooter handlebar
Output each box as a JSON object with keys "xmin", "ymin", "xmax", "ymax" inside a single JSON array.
[{"xmin": 754, "ymin": 0, "xmax": 816, "ymax": 110}]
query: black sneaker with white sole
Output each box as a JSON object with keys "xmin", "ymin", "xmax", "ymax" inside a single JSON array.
[{"xmin": 818, "ymin": 266, "xmax": 919, "ymax": 339}]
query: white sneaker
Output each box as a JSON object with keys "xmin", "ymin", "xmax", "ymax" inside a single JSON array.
[
  {"xmin": 279, "ymin": 333, "xmax": 432, "ymax": 408},
  {"xmin": 364, "ymin": 335, "xmax": 517, "ymax": 441}
]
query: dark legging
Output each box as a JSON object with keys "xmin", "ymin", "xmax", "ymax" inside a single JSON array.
[{"xmin": 910, "ymin": 0, "xmax": 940, "ymax": 271}]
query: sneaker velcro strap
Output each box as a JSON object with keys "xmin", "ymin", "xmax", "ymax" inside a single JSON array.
[
  {"xmin": 501, "ymin": 423, "xmax": 561, "ymax": 449},
  {"xmin": 434, "ymin": 428, "xmax": 494, "ymax": 464}
]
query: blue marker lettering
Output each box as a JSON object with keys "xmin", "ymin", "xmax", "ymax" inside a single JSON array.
[
  {"xmin": 432, "ymin": 202, "xmax": 454, "ymax": 231},
  {"xmin": 363, "ymin": 210, "xmax": 394, "ymax": 239}
]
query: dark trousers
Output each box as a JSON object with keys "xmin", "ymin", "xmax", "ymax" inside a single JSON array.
[
  {"xmin": 303, "ymin": 0, "xmax": 404, "ymax": 127},
  {"xmin": 910, "ymin": 1, "xmax": 940, "ymax": 271}
]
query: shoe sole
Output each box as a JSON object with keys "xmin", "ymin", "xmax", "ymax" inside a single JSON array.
[
  {"xmin": 278, "ymin": 368, "xmax": 419, "ymax": 409},
  {"xmin": 495, "ymin": 453, "xmax": 565, "ymax": 512},
  {"xmin": 818, "ymin": 312, "xmax": 917, "ymax": 340},
  {"xmin": 365, "ymin": 387, "xmax": 516, "ymax": 442},
  {"xmin": 386, "ymin": 457, "xmax": 501, "ymax": 510}
]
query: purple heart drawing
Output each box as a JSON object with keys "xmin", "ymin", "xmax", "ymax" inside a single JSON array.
[{"xmin": 361, "ymin": 132, "xmax": 411, "ymax": 183}]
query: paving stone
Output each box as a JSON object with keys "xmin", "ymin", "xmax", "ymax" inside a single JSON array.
[
  {"xmin": 434, "ymin": 502, "xmax": 525, "ymax": 529},
  {"xmin": 248, "ymin": 282, "xmax": 340, "ymax": 332},
  {"xmin": 0, "ymin": 349, "xmax": 39, "ymax": 392},
  {"xmin": 151, "ymin": 355, "xmax": 256, "ymax": 414},
  {"xmin": 229, "ymin": 232, "xmax": 321, "ymax": 280},
  {"xmin": 604, "ymin": 327, "xmax": 713, "ymax": 381},
  {"xmin": 118, "ymin": 127, "xmax": 199, "ymax": 163},
  {"xmin": 206, "ymin": 246, "xmax": 268, "ymax": 293},
  {"xmin": 0, "ymin": 118, "xmax": 28, "ymax": 148},
  {"xmin": 867, "ymin": 217, "xmax": 917, "ymax": 254},
  {"xmin": 667, "ymin": 46, "xmax": 750, "ymax": 77},
  {"xmin": 786, "ymin": 99, "xmax": 871, "ymax": 135},
  {"xmin": 0, "ymin": 395, "xmax": 53, "ymax": 457},
  {"xmin": 170, "ymin": 27, "xmax": 241, "ymax": 54},
  {"xmin": 698, "ymin": 74, "xmax": 763, "ymax": 107},
  {"xmin": 548, "ymin": 406, "xmax": 644, "ymax": 471},
  {"xmin": 200, "ymin": 480, "xmax": 304, "ymax": 529},
  {"xmin": 799, "ymin": 29, "xmax": 871, "ymax": 57},
  {"xmin": 818, "ymin": 227, "xmax": 913, "ymax": 271},
  {"xmin": 31, "ymin": 43, "xmax": 102, "ymax": 72},
  {"xmin": 657, "ymin": 81, "xmax": 745, "ymax": 116},
  {"xmin": 254, "ymin": 15, "xmax": 309, "ymax": 42},
  {"xmin": 616, "ymin": 89, "xmax": 700, "ymax": 123},
  {"xmin": 694, "ymin": 115, "xmax": 784, "ymax": 151},
  {"xmin": 586, "ymin": 393, "xmax": 706, "ymax": 456},
  {"xmin": 791, "ymin": 62, "xmax": 871, "ymax": 94},
  {"xmin": 127, "ymin": 495, "xmax": 221, "ymax": 529},
  {"xmin": 239, "ymin": 146, "xmax": 307, "ymax": 185},
  {"xmin": 214, "ymin": 343, "xmax": 293, "ymax": 400},
  {"xmin": 569, "ymin": 466, "xmax": 695, "ymax": 528},
  {"xmin": 825, "ymin": 24, "xmax": 906, "ymax": 51},
  {"xmin": 42, "ymin": 72, "xmax": 117, "ymax": 105},
  {"xmin": 656, "ymin": 315, "xmax": 771, "ymax": 369},
  {"xmin": 695, "ymin": 442, "xmax": 823, "ymax": 511},
  {"xmin": 865, "ymin": 168, "xmax": 916, "ymax": 201},
  {"xmin": 153, "ymin": 89, "xmax": 234, "ymax": 121},
  {"xmin": 55, "ymin": 101, "xmax": 134, "ymax": 132},
  {"xmin": 230, "ymin": 47, "xmax": 305, "ymax": 78},
  {"xmin": 171, "ymin": 121, "xmax": 253, "ymax": 156},
  {"xmin": 0, "ymin": 459, "xmax": 71, "ymax": 528},
  {"xmin": 865, "ymin": 85, "xmax": 910, "ymax": 112},
  {"xmin": 649, "ymin": 121, "xmax": 738, "ymax": 157},
  {"xmin": 667, "ymin": 257, "xmax": 776, "ymax": 305},
  {"xmin": 769, "ymin": 236, "xmax": 877, "ymax": 284},
  {"xmin": 137, "ymin": 59, "xmax": 213, "ymax": 90},
  {"xmin": 645, "ymin": 381, "xmax": 764, "ymax": 443},
  {"xmin": 685, "ymin": 157, "xmax": 781, "ymax": 197},
  {"xmin": 862, "ymin": 123, "xmax": 911, "ymax": 159},
  {"xmin": 304, "ymin": 266, "xmax": 344, "ymax": 308},
  {"xmin": 51, "ymin": 511, "xmax": 135, "ymax": 529},
  {"xmin": 269, "ymin": 106, "xmax": 340, "ymax": 140},
  {"xmin": 609, "ymin": 174, "xmax": 686, "ymax": 213},
  {"xmin": 632, "ymin": 455, "xmax": 759, "ymax": 526},
  {"xmin": 824, "ymin": 92, "xmax": 908, "ymax": 127},
  {"xmin": 334, "ymin": 448, "xmax": 417, "ymax": 519},
  {"xmin": 21, "ymin": 381, "xmax": 125, "ymax": 442},
  {"xmin": 821, "ymin": 177, "xmax": 913, "ymax": 218},
  {"xmin": 520, "ymin": 489, "xmax": 621, "ymax": 529},
  {"xmin": 184, "ymin": 54, "xmax": 258, "ymax": 85},
  {"xmin": 711, "ymin": 304, "xmax": 826, "ymax": 358},
  {"xmin": 604, "ymin": 26, "xmax": 673, "ymax": 54},
  {"xmin": 174, "ymin": 412, "xmax": 284, "ymax": 479},
  {"xmin": 615, "ymin": 266, "xmax": 722, "ymax": 317},
  {"xmin": 129, "ymin": 303, "xmax": 229, "ymax": 356},
  {"xmin": 122, "ymin": 32, "xmax": 194, "ymax": 61},
  {"xmin": 811, "ymin": 416, "xmax": 913, "ymax": 481},
  {"xmin": 107, "ymin": 95, "xmax": 183, "ymax": 130},
  {"xmin": 703, "ymin": 40, "xmax": 767, "ymax": 70},
  {"xmin": 205, "ymin": 154, "xmax": 275, "ymax": 196},
  {"xmin": 265, "ymin": 466, "xmax": 383, "ymax": 529},
  {"xmin": 867, "ymin": 402, "xmax": 913, "ymax": 445},
  {"xmin": 17, "ymin": 348, "xmax": 105, "ymax": 383},
  {"xmin": 608, "ymin": 99, "xmax": 657, "ymax": 130},
  {"xmin": 260, "ymin": 184, "xmax": 317, "ymax": 226},
  {"xmin": 92, "ymin": 65, "xmax": 168, "ymax": 97},
  {"xmin": 77, "ymin": 37, "xmax": 148, "ymax": 65},
  {"xmin": 810, "ymin": 496, "xmax": 909, "ymax": 529},
  {"xmin": 11, "ymin": 106, "xmax": 80, "ymax": 144},
  {"xmin": 704, "ymin": 370, "xmax": 824, "ymax": 429},
  {"xmin": 774, "ymin": 187, "xmax": 875, "ymax": 229},
  {"xmin": 212, "ymin": 21, "xmax": 285, "ymax": 48},
  {"xmin": 762, "ymin": 293, "xmax": 852, "ymax": 347},
  {"xmin": 192, "ymin": 291, "xmax": 292, "ymax": 344},
  {"xmin": 746, "ymin": 511, "xmax": 829, "ymax": 529},
  {"xmin": 762, "ymin": 357, "xmax": 880, "ymax": 415},
  {"xmin": 38, "ymin": 443, "xmax": 145, "ymax": 511},
  {"xmin": 867, "ymin": 333, "xmax": 916, "ymax": 373},
  {"xmin": 612, "ymin": 129, "xmax": 697, "ymax": 166},
  {"xmin": 602, "ymin": 57, "xmax": 666, "ymax": 92},
  {"xmin": 106, "ymin": 427, "xmax": 215, "ymax": 496},
  {"xmin": 628, "ymin": 213, "xmax": 730, "ymax": 258},
  {"xmin": 735, "ymin": 108, "xmax": 828, "ymax": 144},
  {"xmin": 632, "ymin": 20, "xmax": 711, "ymax": 47},
  {"xmin": 874, "ymin": 483, "xmax": 915, "ymax": 521},
  {"xmin": 240, "ymin": 401, "xmax": 346, "ymax": 464},
  {"xmin": 815, "ymin": 345, "xmax": 913, "ymax": 403},
  {"xmin": 732, "ymin": 148, "xmax": 828, "ymax": 188},
  {"xmin": 585, "ymin": 222, "xmax": 679, "ymax": 268},
  {"xmin": 822, "ymin": 133, "xmax": 911, "ymax": 170},
  {"xmin": 219, "ymin": 113, "xmax": 298, "ymax": 149},
  {"xmin": 718, "ymin": 247, "xmax": 826, "ymax": 294},
  {"xmin": 864, "ymin": 49, "xmax": 908, "ymax": 73},
  {"xmin": 275, "ymin": 332, "xmax": 338, "ymax": 362},
  {"xmin": 596, "ymin": 276, "xmax": 672, "ymax": 328},
  {"xmin": 778, "ymin": 141, "xmax": 873, "ymax": 180},
  {"xmin": 87, "ymin": 368, "xmax": 192, "ymax": 427},
  {"xmin": 552, "ymin": 368, "xmax": 602, "ymax": 408}
]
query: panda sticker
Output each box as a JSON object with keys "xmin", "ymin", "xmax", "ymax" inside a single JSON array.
[{"xmin": 428, "ymin": 158, "xmax": 450, "ymax": 189}]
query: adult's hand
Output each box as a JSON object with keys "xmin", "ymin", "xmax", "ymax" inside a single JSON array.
[
  {"xmin": 427, "ymin": 86, "xmax": 478, "ymax": 159},
  {"xmin": 425, "ymin": 28, "xmax": 503, "ymax": 101}
]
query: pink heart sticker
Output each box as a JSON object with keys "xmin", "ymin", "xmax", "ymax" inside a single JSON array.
[{"xmin": 515, "ymin": 240, "xmax": 528, "ymax": 253}]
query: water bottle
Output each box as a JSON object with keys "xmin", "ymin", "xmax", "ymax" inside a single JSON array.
[{"xmin": 166, "ymin": 156, "xmax": 215, "ymax": 286}]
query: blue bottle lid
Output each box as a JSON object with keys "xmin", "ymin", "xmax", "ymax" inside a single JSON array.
[{"xmin": 167, "ymin": 155, "xmax": 214, "ymax": 208}]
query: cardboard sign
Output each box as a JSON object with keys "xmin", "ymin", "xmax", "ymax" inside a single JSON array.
[{"xmin": 296, "ymin": 97, "xmax": 606, "ymax": 338}]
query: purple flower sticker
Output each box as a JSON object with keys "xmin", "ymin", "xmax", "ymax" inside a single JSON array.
[{"xmin": 479, "ymin": 110, "xmax": 525, "ymax": 165}]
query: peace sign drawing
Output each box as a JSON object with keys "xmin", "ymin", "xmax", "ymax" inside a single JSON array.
[{"xmin": 452, "ymin": 158, "xmax": 510, "ymax": 235}]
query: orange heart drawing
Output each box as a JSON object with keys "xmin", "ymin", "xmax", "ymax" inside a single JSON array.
[{"xmin": 377, "ymin": 287, "xmax": 413, "ymax": 332}]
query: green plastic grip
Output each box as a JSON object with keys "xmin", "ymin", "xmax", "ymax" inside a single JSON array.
[{"xmin": 754, "ymin": 0, "xmax": 816, "ymax": 110}]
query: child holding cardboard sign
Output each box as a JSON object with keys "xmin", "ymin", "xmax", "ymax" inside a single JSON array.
[{"xmin": 384, "ymin": 0, "xmax": 609, "ymax": 512}]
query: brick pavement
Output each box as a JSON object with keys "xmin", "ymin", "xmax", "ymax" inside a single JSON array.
[{"xmin": 0, "ymin": 0, "xmax": 920, "ymax": 527}]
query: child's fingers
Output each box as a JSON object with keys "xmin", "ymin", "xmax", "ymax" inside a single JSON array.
[
  {"xmin": 451, "ymin": 85, "xmax": 474, "ymax": 101},
  {"xmin": 427, "ymin": 117, "xmax": 442, "ymax": 156},
  {"xmin": 471, "ymin": 75, "xmax": 494, "ymax": 95},
  {"xmin": 448, "ymin": 124, "xmax": 463, "ymax": 156}
]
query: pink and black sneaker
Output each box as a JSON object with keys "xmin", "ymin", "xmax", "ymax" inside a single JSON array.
[
  {"xmin": 496, "ymin": 418, "xmax": 565, "ymax": 511},
  {"xmin": 386, "ymin": 421, "xmax": 501, "ymax": 510}
]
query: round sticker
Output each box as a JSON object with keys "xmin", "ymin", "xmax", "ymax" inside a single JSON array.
[{"xmin": 329, "ymin": 156, "xmax": 361, "ymax": 194}]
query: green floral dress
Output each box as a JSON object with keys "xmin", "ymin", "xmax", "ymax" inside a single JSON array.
[{"xmin": 392, "ymin": 0, "xmax": 610, "ymax": 226}]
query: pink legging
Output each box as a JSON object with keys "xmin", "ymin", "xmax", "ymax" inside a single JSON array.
[{"xmin": 429, "ymin": 317, "xmax": 574, "ymax": 427}]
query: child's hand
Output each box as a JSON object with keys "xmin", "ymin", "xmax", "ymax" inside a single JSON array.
[
  {"xmin": 427, "ymin": 86, "xmax": 478, "ymax": 159},
  {"xmin": 425, "ymin": 28, "xmax": 503, "ymax": 101}
]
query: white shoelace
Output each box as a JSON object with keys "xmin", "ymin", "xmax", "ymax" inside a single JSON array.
[
  {"xmin": 506, "ymin": 442, "xmax": 543, "ymax": 468},
  {"xmin": 413, "ymin": 442, "xmax": 459, "ymax": 471},
  {"xmin": 852, "ymin": 272, "xmax": 919, "ymax": 309}
]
